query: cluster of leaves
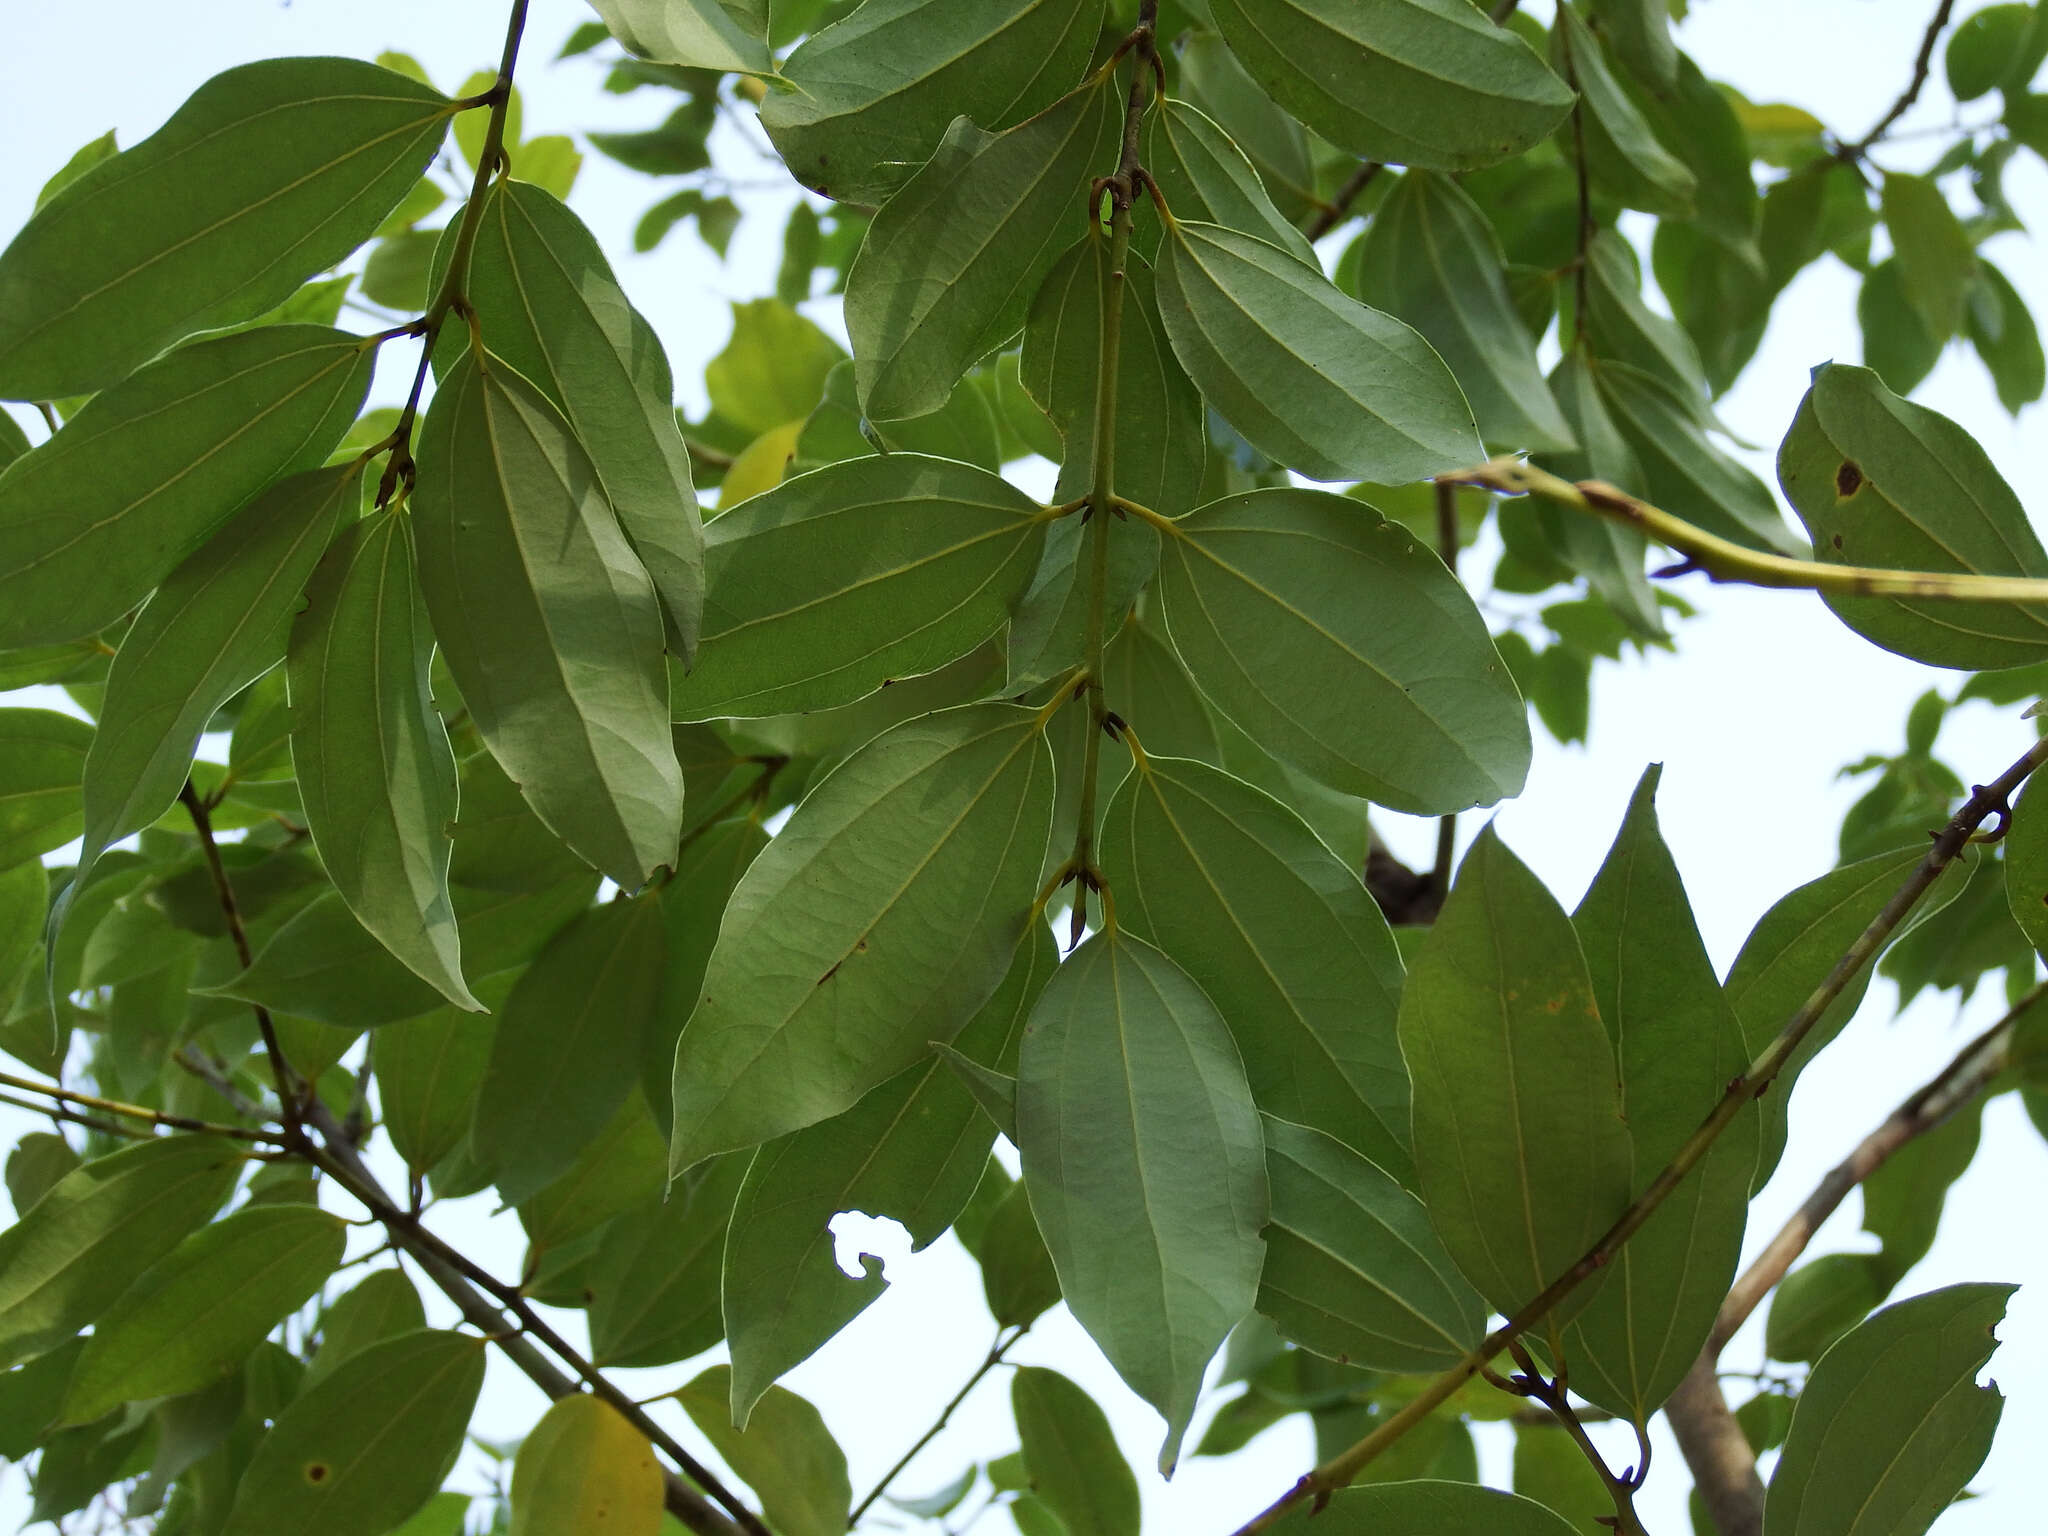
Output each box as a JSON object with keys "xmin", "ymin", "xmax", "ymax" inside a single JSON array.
[{"xmin": 2, "ymin": 1, "xmax": 2047, "ymax": 1535}]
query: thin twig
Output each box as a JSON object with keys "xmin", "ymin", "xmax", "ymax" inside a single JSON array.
[
  {"xmin": 1227, "ymin": 737, "xmax": 2048, "ymax": 1534},
  {"xmin": 1430, "ymin": 480, "xmax": 1461, "ymax": 897},
  {"xmin": 0, "ymin": 1069, "xmax": 287, "ymax": 1145},
  {"xmin": 1846, "ymin": 0, "xmax": 1960, "ymax": 159},
  {"xmin": 850, "ymin": 1327, "xmax": 1025, "ymax": 1527},
  {"xmin": 0, "ymin": 1090, "xmax": 149, "ymax": 1141},
  {"xmin": 1507, "ymin": 1344, "xmax": 1650, "ymax": 1536},
  {"xmin": 1302, "ymin": 162, "xmax": 1383, "ymax": 242}
]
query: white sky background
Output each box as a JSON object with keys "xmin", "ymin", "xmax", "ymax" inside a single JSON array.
[{"xmin": 2, "ymin": 1, "xmax": 2046, "ymax": 1532}]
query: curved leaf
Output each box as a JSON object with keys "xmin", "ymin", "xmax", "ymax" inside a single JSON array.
[
  {"xmin": 413, "ymin": 350, "xmax": 683, "ymax": 888},
  {"xmin": 675, "ymin": 1366, "xmax": 850, "ymax": 1536},
  {"xmin": 1016, "ymin": 928, "xmax": 1267, "ymax": 1474},
  {"xmin": 1011, "ymin": 1366, "xmax": 1140, "ymax": 1536},
  {"xmin": 586, "ymin": 0, "xmax": 773, "ymax": 74},
  {"xmin": 0, "ymin": 710, "xmax": 92, "ymax": 870},
  {"xmin": 1553, "ymin": 4, "xmax": 1695, "ymax": 217},
  {"xmin": 0, "ymin": 58, "xmax": 449, "ymax": 398},
  {"xmin": 509, "ymin": 1396, "xmax": 662, "ymax": 1536},
  {"xmin": 1153, "ymin": 488, "xmax": 1530, "ymax": 814},
  {"xmin": 1141, "ymin": 99, "xmax": 1317, "ymax": 267}
]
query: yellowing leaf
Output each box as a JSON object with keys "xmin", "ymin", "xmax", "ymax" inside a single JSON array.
[{"xmin": 509, "ymin": 1396, "xmax": 661, "ymax": 1536}]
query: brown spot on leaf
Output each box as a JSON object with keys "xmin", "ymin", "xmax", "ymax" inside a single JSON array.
[
  {"xmin": 1836, "ymin": 460, "xmax": 1864, "ymax": 498},
  {"xmin": 1831, "ymin": 534, "xmax": 1845, "ymax": 550},
  {"xmin": 305, "ymin": 1463, "xmax": 330, "ymax": 1485}
]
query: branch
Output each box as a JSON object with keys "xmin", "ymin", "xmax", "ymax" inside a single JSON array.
[
  {"xmin": 1227, "ymin": 736, "xmax": 2048, "ymax": 1535},
  {"xmin": 1665, "ymin": 1365, "xmax": 1765, "ymax": 1536},
  {"xmin": 850, "ymin": 1327, "xmax": 1025, "ymax": 1527},
  {"xmin": 1430, "ymin": 480, "xmax": 1460, "ymax": 899},
  {"xmin": 1444, "ymin": 458, "xmax": 2048, "ymax": 605},
  {"xmin": 1506, "ymin": 1343, "xmax": 1650, "ymax": 1536},
  {"xmin": 0, "ymin": 1069, "xmax": 287, "ymax": 1145},
  {"xmin": 1846, "ymin": 0, "xmax": 1959, "ymax": 159}
]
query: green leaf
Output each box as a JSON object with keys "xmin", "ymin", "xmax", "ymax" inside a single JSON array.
[
  {"xmin": 585, "ymin": 0, "xmax": 774, "ymax": 73},
  {"xmin": 374, "ymin": 980, "xmax": 507, "ymax": 1174},
  {"xmin": 220, "ymin": 1329, "xmax": 485, "ymax": 1536},
  {"xmin": 708, "ymin": 299, "xmax": 845, "ymax": 438},
  {"xmin": 1155, "ymin": 220, "xmax": 1481, "ymax": 483},
  {"xmin": 1947, "ymin": 3, "xmax": 2048, "ymax": 99},
  {"xmin": 460, "ymin": 180, "xmax": 703, "ymax": 660},
  {"xmin": 1881, "ymin": 172, "xmax": 1977, "ymax": 345},
  {"xmin": 675, "ymin": 1366, "xmax": 850, "ymax": 1533},
  {"xmin": 1011, "ymin": 1367, "xmax": 1140, "ymax": 1536},
  {"xmin": 0, "ymin": 709, "xmax": 91, "ymax": 869},
  {"xmin": 510, "ymin": 1396, "xmax": 662, "ymax": 1536},
  {"xmin": 1256, "ymin": 1115, "xmax": 1486, "ymax": 1373},
  {"xmin": 761, "ymin": 0, "xmax": 1103, "ymax": 206},
  {"xmin": 668, "ymin": 455, "xmax": 1048, "ymax": 720},
  {"xmin": 5, "ymin": 1132, "xmax": 76, "ymax": 1220},
  {"xmin": 1513, "ymin": 1422, "xmax": 1614, "ymax": 1532},
  {"xmin": 1100, "ymin": 755, "xmax": 1411, "ymax": 1175},
  {"xmin": 1779, "ymin": 361, "xmax": 2048, "ymax": 670},
  {"xmin": 723, "ymin": 924, "xmax": 1052, "ymax": 1420},
  {"xmin": 33, "ymin": 130, "xmax": 120, "ymax": 214},
  {"xmin": 0, "ymin": 1135, "xmax": 241, "ymax": 1370},
  {"xmin": 1764, "ymin": 1284, "xmax": 2012, "ymax": 1536},
  {"xmin": 1859, "ymin": 258, "xmax": 1942, "ymax": 398},
  {"xmin": 1580, "ymin": 231, "xmax": 1717, "ymax": 410},
  {"xmin": 979, "ymin": 1176, "xmax": 1063, "ymax": 1328},
  {"xmin": 1205, "ymin": 0, "xmax": 1572, "ymax": 171},
  {"xmin": 413, "ymin": 350, "xmax": 683, "ymax": 888},
  {"xmin": 846, "ymin": 83, "xmax": 1118, "ymax": 421},
  {"xmin": 1347, "ymin": 171, "xmax": 1574, "ymax": 454},
  {"xmin": 1273, "ymin": 1479, "xmax": 1581, "ymax": 1535},
  {"xmin": 1175, "ymin": 34, "xmax": 1317, "ymax": 223},
  {"xmin": 1399, "ymin": 829, "xmax": 1632, "ymax": 1337},
  {"xmin": 1543, "ymin": 352, "xmax": 1664, "ymax": 637},
  {"xmin": 1766, "ymin": 1252, "xmax": 1888, "ymax": 1365},
  {"xmin": 360, "ymin": 230, "xmax": 436, "ymax": 310},
  {"xmin": 1553, "ymin": 4, "xmax": 1696, "ymax": 217},
  {"xmin": 1016, "ymin": 928, "xmax": 1267, "ymax": 1474},
  {"xmin": 587, "ymin": 1153, "xmax": 745, "ymax": 1368},
  {"xmin": 289, "ymin": 510, "xmax": 475, "ymax": 1009},
  {"xmin": 0, "ymin": 59, "xmax": 450, "ymax": 399},
  {"xmin": 0, "ymin": 1339, "xmax": 85, "ymax": 1459},
  {"xmin": 1153, "ymin": 488, "xmax": 1530, "ymax": 814},
  {"xmin": 307, "ymin": 1268, "xmax": 426, "ymax": 1387},
  {"xmin": 1589, "ymin": 0, "xmax": 1679, "ymax": 89},
  {"xmin": 0, "ymin": 325, "xmax": 373, "ymax": 647},
  {"xmin": 78, "ymin": 465, "xmax": 355, "ymax": 880},
  {"xmin": 648, "ymin": 815, "xmax": 770, "ymax": 1127},
  {"xmin": 1965, "ymin": 259, "xmax": 2046, "ymax": 413},
  {"xmin": 473, "ymin": 893, "xmax": 667, "ymax": 1206},
  {"xmin": 2008, "ymin": 777, "xmax": 2048, "ymax": 957},
  {"xmin": 60, "ymin": 1204, "xmax": 344, "ymax": 1425},
  {"xmin": 1141, "ymin": 100, "xmax": 1318, "ymax": 268},
  {"xmin": 1565, "ymin": 767, "xmax": 1757, "ymax": 1421},
  {"xmin": 517, "ymin": 1091, "xmax": 667, "ymax": 1251},
  {"xmin": 669, "ymin": 703, "xmax": 1054, "ymax": 1169},
  {"xmin": 796, "ymin": 358, "xmax": 1005, "ymax": 474}
]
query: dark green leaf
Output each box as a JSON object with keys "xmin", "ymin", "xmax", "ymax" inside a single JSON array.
[
  {"xmin": 1141, "ymin": 100, "xmax": 1318, "ymax": 267},
  {"xmin": 375, "ymin": 979, "xmax": 507, "ymax": 1174},
  {"xmin": 1965, "ymin": 259, "xmax": 2045, "ymax": 413},
  {"xmin": 647, "ymin": 815, "xmax": 768, "ymax": 1128},
  {"xmin": 360, "ymin": 229, "xmax": 436, "ymax": 311},
  {"xmin": 675, "ymin": 1366, "xmax": 850, "ymax": 1528},
  {"xmin": 517, "ymin": 1092, "xmax": 667, "ymax": 1251},
  {"xmin": 1881, "ymin": 172, "xmax": 1976, "ymax": 344},
  {"xmin": 1554, "ymin": 5, "xmax": 1695, "ymax": 217},
  {"xmin": 307, "ymin": 1268, "xmax": 426, "ymax": 1387},
  {"xmin": 1858, "ymin": 258, "xmax": 1942, "ymax": 397},
  {"xmin": 1270, "ymin": 1479, "xmax": 1581, "ymax": 1534},
  {"xmin": 0, "ymin": 709, "xmax": 91, "ymax": 869},
  {"xmin": 979, "ymin": 1176, "xmax": 1063, "ymax": 1328},
  {"xmin": 587, "ymin": 1154, "xmax": 745, "ymax": 1368},
  {"xmin": 4, "ymin": 1132, "xmax": 76, "ymax": 1220},
  {"xmin": 1011, "ymin": 1367, "xmax": 1140, "ymax": 1536}
]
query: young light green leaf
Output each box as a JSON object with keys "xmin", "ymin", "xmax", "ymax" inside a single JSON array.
[
  {"xmin": 60, "ymin": 1204, "xmax": 345, "ymax": 1425},
  {"xmin": 0, "ymin": 326, "xmax": 372, "ymax": 647},
  {"xmin": 1565, "ymin": 767, "xmax": 1757, "ymax": 1422},
  {"xmin": 460, "ymin": 180, "xmax": 703, "ymax": 661},
  {"xmin": 1399, "ymin": 829, "xmax": 1632, "ymax": 1335},
  {"xmin": 0, "ymin": 59, "xmax": 449, "ymax": 399},
  {"xmin": 1553, "ymin": 4, "xmax": 1696, "ymax": 217},
  {"xmin": 1154, "ymin": 220, "xmax": 1481, "ymax": 483},
  {"xmin": 79, "ymin": 465, "xmax": 356, "ymax": 879},
  {"xmin": 413, "ymin": 351, "xmax": 683, "ymax": 888},
  {"xmin": 289, "ymin": 511, "xmax": 474, "ymax": 1010},
  {"xmin": 1100, "ymin": 755, "xmax": 1411, "ymax": 1176},
  {"xmin": 846, "ymin": 82, "xmax": 1118, "ymax": 421},
  {"xmin": 675, "ymin": 1366, "xmax": 850, "ymax": 1536},
  {"xmin": 587, "ymin": 1153, "xmax": 745, "ymax": 1368},
  {"xmin": 707, "ymin": 299, "xmax": 846, "ymax": 439},
  {"xmin": 509, "ymin": 1396, "xmax": 661, "ymax": 1536},
  {"xmin": 1011, "ymin": 1367, "xmax": 1140, "ymax": 1536},
  {"xmin": 1348, "ymin": 171, "xmax": 1574, "ymax": 454},
  {"xmin": 585, "ymin": 0, "xmax": 773, "ymax": 74},
  {"xmin": 1016, "ymin": 928, "xmax": 1267, "ymax": 1474},
  {"xmin": 669, "ymin": 455, "xmax": 1048, "ymax": 720},
  {"xmin": 762, "ymin": 0, "xmax": 1103, "ymax": 206},
  {"xmin": 1764, "ymin": 1284, "xmax": 2012, "ymax": 1536},
  {"xmin": 307, "ymin": 1269, "xmax": 426, "ymax": 1388},
  {"xmin": 1205, "ymin": 0, "xmax": 1572, "ymax": 172},
  {"xmin": 0, "ymin": 1135, "xmax": 241, "ymax": 1370},
  {"xmin": 723, "ymin": 924, "xmax": 1051, "ymax": 1421},
  {"xmin": 1142, "ymin": 100, "xmax": 1317, "ymax": 267},
  {"xmin": 1779, "ymin": 361, "xmax": 2048, "ymax": 670},
  {"xmin": 220, "ymin": 1329, "xmax": 484, "ymax": 1536},
  {"xmin": 669, "ymin": 703, "xmax": 1053, "ymax": 1170},
  {"xmin": 1257, "ymin": 1116, "xmax": 1486, "ymax": 1373},
  {"xmin": 0, "ymin": 709, "xmax": 92, "ymax": 870},
  {"xmin": 1881, "ymin": 172, "xmax": 1976, "ymax": 345},
  {"xmin": 473, "ymin": 892, "xmax": 667, "ymax": 1206},
  {"xmin": 1153, "ymin": 488, "xmax": 1530, "ymax": 814}
]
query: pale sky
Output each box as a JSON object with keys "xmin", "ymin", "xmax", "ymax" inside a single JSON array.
[{"xmin": 2, "ymin": 3, "xmax": 2045, "ymax": 1533}]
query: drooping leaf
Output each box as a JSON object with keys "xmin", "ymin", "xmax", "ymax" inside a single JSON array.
[
  {"xmin": 1565, "ymin": 768, "xmax": 1757, "ymax": 1422},
  {"xmin": 4, "ymin": 1131, "xmax": 74, "ymax": 1220},
  {"xmin": 0, "ymin": 326, "xmax": 372, "ymax": 647},
  {"xmin": 1153, "ymin": 488, "xmax": 1530, "ymax": 814},
  {"xmin": 587, "ymin": 1153, "xmax": 746, "ymax": 1368},
  {"xmin": 1153, "ymin": 220, "xmax": 1482, "ymax": 484},
  {"xmin": 1100, "ymin": 755, "xmax": 1411, "ymax": 1174},
  {"xmin": 0, "ymin": 59, "xmax": 449, "ymax": 398},
  {"xmin": 1399, "ymin": 829, "xmax": 1632, "ymax": 1337},
  {"xmin": 1256, "ymin": 1115, "xmax": 1486, "ymax": 1373},
  {"xmin": 1763, "ymin": 1284, "xmax": 2012, "ymax": 1536},
  {"xmin": 0, "ymin": 1135, "xmax": 241, "ymax": 1370},
  {"xmin": 1141, "ymin": 100, "xmax": 1318, "ymax": 267},
  {"xmin": 1553, "ymin": 4, "xmax": 1695, "ymax": 217},
  {"xmin": 412, "ymin": 350, "xmax": 684, "ymax": 888},
  {"xmin": 669, "ymin": 703, "xmax": 1053, "ymax": 1170},
  {"xmin": 1966, "ymin": 259, "xmax": 2046, "ymax": 414},
  {"xmin": 1016, "ymin": 927, "xmax": 1267, "ymax": 1473},
  {"xmin": 0, "ymin": 709, "xmax": 92, "ymax": 870},
  {"xmin": 1779, "ymin": 361, "xmax": 2048, "ymax": 670},
  {"xmin": 722, "ymin": 924, "xmax": 1052, "ymax": 1421},
  {"xmin": 675, "ymin": 1366, "xmax": 850, "ymax": 1536},
  {"xmin": 59, "ymin": 1204, "xmax": 344, "ymax": 1425},
  {"xmin": 509, "ymin": 1396, "xmax": 662, "ymax": 1536},
  {"xmin": 1011, "ymin": 1366, "xmax": 1140, "ymax": 1536},
  {"xmin": 459, "ymin": 180, "xmax": 703, "ymax": 660},
  {"xmin": 219, "ymin": 1330, "xmax": 484, "ymax": 1536},
  {"xmin": 288, "ymin": 510, "xmax": 475, "ymax": 1009},
  {"xmin": 1542, "ymin": 351, "xmax": 1664, "ymax": 637},
  {"xmin": 669, "ymin": 455, "xmax": 1048, "ymax": 720},
  {"xmin": 584, "ymin": 0, "xmax": 773, "ymax": 73},
  {"xmin": 761, "ymin": 0, "xmax": 1103, "ymax": 206},
  {"xmin": 846, "ymin": 82, "xmax": 1118, "ymax": 421},
  {"xmin": 473, "ymin": 892, "xmax": 667, "ymax": 1206},
  {"xmin": 1579, "ymin": 231, "xmax": 1716, "ymax": 409},
  {"xmin": 1205, "ymin": 0, "xmax": 1572, "ymax": 171}
]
